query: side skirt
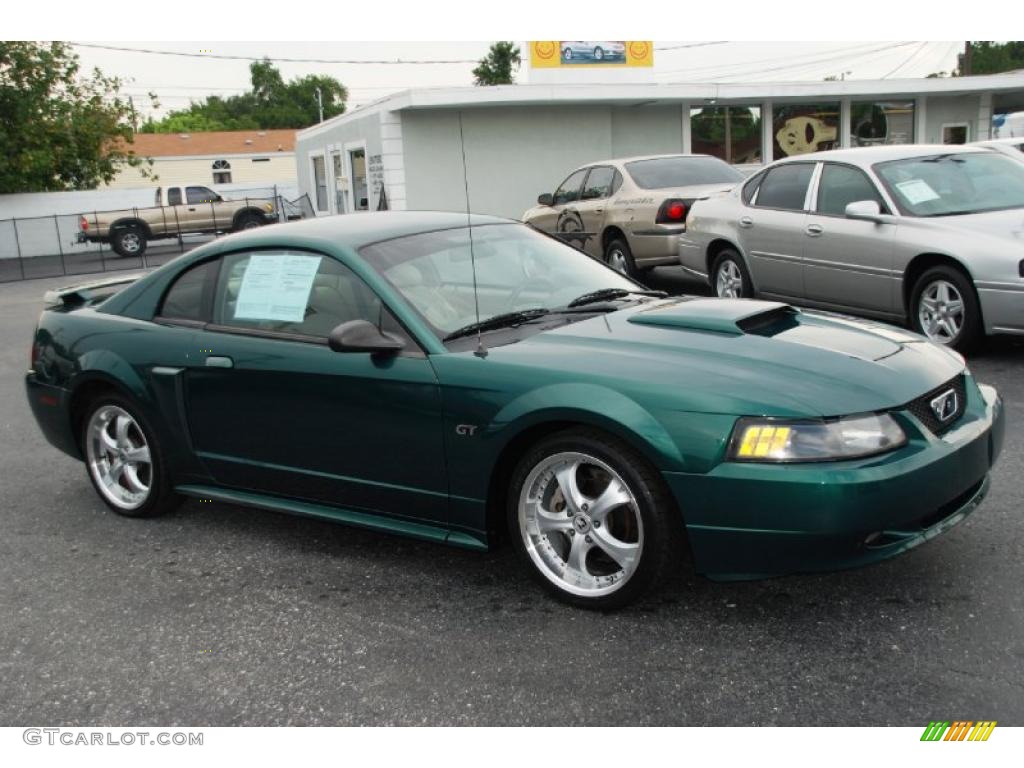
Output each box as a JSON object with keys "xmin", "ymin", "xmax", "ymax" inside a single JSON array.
[{"xmin": 175, "ymin": 484, "xmax": 488, "ymax": 551}]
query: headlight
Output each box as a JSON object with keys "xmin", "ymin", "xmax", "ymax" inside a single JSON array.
[{"xmin": 729, "ymin": 413, "xmax": 906, "ymax": 463}]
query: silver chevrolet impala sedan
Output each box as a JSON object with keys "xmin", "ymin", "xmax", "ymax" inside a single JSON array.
[{"xmin": 679, "ymin": 145, "xmax": 1024, "ymax": 351}]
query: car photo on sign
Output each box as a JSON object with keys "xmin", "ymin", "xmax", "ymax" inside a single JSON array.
[
  {"xmin": 560, "ymin": 41, "xmax": 626, "ymax": 63},
  {"xmin": 27, "ymin": 212, "xmax": 1004, "ymax": 610}
]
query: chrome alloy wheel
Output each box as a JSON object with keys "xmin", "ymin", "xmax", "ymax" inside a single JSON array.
[
  {"xmin": 918, "ymin": 279, "xmax": 965, "ymax": 344},
  {"xmin": 606, "ymin": 247, "xmax": 628, "ymax": 275},
  {"xmin": 85, "ymin": 405, "xmax": 152, "ymax": 510},
  {"xmin": 715, "ymin": 259, "xmax": 744, "ymax": 298},
  {"xmin": 518, "ymin": 451, "xmax": 643, "ymax": 598}
]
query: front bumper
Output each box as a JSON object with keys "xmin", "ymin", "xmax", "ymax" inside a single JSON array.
[{"xmin": 664, "ymin": 381, "xmax": 1004, "ymax": 579}]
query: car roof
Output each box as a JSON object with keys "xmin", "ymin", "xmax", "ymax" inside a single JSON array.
[
  {"xmin": 973, "ymin": 137, "xmax": 1024, "ymax": 146},
  {"xmin": 208, "ymin": 210, "xmax": 516, "ymax": 252},
  {"xmin": 570, "ymin": 153, "xmax": 714, "ymax": 172},
  {"xmin": 772, "ymin": 144, "xmax": 991, "ymax": 168}
]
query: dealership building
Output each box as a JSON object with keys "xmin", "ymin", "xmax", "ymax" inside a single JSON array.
[{"xmin": 294, "ymin": 72, "xmax": 1024, "ymax": 220}]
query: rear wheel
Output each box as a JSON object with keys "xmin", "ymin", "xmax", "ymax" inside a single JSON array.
[
  {"xmin": 604, "ymin": 237, "xmax": 639, "ymax": 278},
  {"xmin": 81, "ymin": 394, "xmax": 180, "ymax": 518},
  {"xmin": 508, "ymin": 428, "xmax": 681, "ymax": 609},
  {"xmin": 909, "ymin": 265, "xmax": 982, "ymax": 352},
  {"xmin": 711, "ymin": 249, "xmax": 753, "ymax": 299},
  {"xmin": 110, "ymin": 226, "xmax": 147, "ymax": 258},
  {"xmin": 234, "ymin": 211, "xmax": 265, "ymax": 231}
]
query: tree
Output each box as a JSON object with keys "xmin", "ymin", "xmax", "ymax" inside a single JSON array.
[
  {"xmin": 473, "ymin": 42, "xmax": 521, "ymax": 86},
  {"xmin": 0, "ymin": 41, "xmax": 153, "ymax": 193},
  {"xmin": 143, "ymin": 59, "xmax": 347, "ymax": 132},
  {"xmin": 956, "ymin": 41, "xmax": 1024, "ymax": 76}
]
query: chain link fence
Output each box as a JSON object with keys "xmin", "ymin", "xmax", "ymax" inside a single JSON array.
[{"xmin": 0, "ymin": 187, "xmax": 315, "ymax": 284}]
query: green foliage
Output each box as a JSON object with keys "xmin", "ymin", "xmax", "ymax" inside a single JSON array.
[
  {"xmin": 0, "ymin": 41, "xmax": 153, "ymax": 193},
  {"xmin": 143, "ymin": 59, "xmax": 347, "ymax": 133},
  {"xmin": 473, "ymin": 42, "xmax": 521, "ymax": 86},
  {"xmin": 958, "ymin": 41, "xmax": 1024, "ymax": 75}
]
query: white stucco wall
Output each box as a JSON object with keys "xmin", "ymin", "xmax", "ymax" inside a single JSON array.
[{"xmin": 105, "ymin": 153, "xmax": 296, "ymax": 189}]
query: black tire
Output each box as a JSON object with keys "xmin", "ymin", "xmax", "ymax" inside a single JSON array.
[
  {"xmin": 507, "ymin": 427, "xmax": 685, "ymax": 610},
  {"xmin": 710, "ymin": 248, "xmax": 753, "ymax": 299},
  {"xmin": 233, "ymin": 211, "xmax": 265, "ymax": 232},
  {"xmin": 909, "ymin": 265, "xmax": 982, "ymax": 353},
  {"xmin": 79, "ymin": 393, "xmax": 180, "ymax": 518},
  {"xmin": 604, "ymin": 237, "xmax": 639, "ymax": 279},
  {"xmin": 110, "ymin": 226, "xmax": 147, "ymax": 258}
]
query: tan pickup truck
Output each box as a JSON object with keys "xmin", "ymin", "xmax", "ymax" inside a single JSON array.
[{"xmin": 77, "ymin": 184, "xmax": 278, "ymax": 257}]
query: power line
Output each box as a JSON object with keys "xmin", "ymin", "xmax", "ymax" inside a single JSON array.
[
  {"xmin": 684, "ymin": 42, "xmax": 918, "ymax": 82},
  {"xmin": 655, "ymin": 41, "xmax": 893, "ymax": 78},
  {"xmin": 71, "ymin": 42, "xmax": 479, "ymax": 65},
  {"xmin": 654, "ymin": 41, "xmax": 730, "ymax": 52},
  {"xmin": 881, "ymin": 41, "xmax": 931, "ymax": 78}
]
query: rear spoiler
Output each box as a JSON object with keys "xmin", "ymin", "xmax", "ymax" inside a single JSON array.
[{"xmin": 43, "ymin": 273, "xmax": 146, "ymax": 307}]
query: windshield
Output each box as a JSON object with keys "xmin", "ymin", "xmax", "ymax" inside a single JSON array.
[
  {"xmin": 873, "ymin": 152, "xmax": 1024, "ymax": 216},
  {"xmin": 360, "ymin": 224, "xmax": 637, "ymax": 338},
  {"xmin": 624, "ymin": 156, "xmax": 744, "ymax": 190}
]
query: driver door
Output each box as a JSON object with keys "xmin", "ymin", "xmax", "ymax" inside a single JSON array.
[
  {"xmin": 181, "ymin": 248, "xmax": 448, "ymax": 524},
  {"xmin": 530, "ymin": 168, "xmax": 588, "ymax": 249}
]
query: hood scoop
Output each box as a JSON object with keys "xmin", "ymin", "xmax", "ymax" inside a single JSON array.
[{"xmin": 628, "ymin": 298, "xmax": 798, "ymax": 336}]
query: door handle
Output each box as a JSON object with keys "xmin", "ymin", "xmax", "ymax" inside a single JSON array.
[
  {"xmin": 205, "ymin": 356, "xmax": 233, "ymax": 368},
  {"xmin": 594, "ymin": 208, "xmax": 603, "ymax": 214},
  {"xmin": 188, "ymin": 207, "xmax": 197, "ymax": 212},
  {"xmin": 805, "ymin": 224, "xmax": 824, "ymax": 237},
  {"xmin": 738, "ymin": 216, "xmax": 753, "ymax": 228}
]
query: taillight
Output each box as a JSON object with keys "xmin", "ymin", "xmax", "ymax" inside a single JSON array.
[
  {"xmin": 79, "ymin": 216, "xmax": 89, "ymax": 232},
  {"xmin": 656, "ymin": 198, "xmax": 689, "ymax": 225}
]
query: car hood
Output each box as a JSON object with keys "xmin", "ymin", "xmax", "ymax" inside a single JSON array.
[
  {"xmin": 487, "ymin": 298, "xmax": 963, "ymax": 418},
  {"xmin": 914, "ymin": 207, "xmax": 1024, "ymax": 243}
]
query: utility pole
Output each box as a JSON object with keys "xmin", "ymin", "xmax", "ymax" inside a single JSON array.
[
  {"xmin": 315, "ymin": 87, "xmax": 324, "ymax": 123},
  {"xmin": 962, "ymin": 41, "xmax": 973, "ymax": 76}
]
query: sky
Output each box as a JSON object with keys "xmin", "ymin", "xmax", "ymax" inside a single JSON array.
[{"xmin": 68, "ymin": 41, "xmax": 966, "ymax": 121}]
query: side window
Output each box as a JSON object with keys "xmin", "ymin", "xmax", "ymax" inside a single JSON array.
[
  {"xmin": 211, "ymin": 250, "xmax": 404, "ymax": 342},
  {"xmin": 158, "ymin": 259, "xmax": 217, "ymax": 321},
  {"xmin": 816, "ymin": 164, "xmax": 887, "ymax": 216},
  {"xmin": 167, "ymin": 187, "xmax": 182, "ymax": 206},
  {"xmin": 754, "ymin": 164, "xmax": 814, "ymax": 211},
  {"xmin": 552, "ymin": 169, "xmax": 588, "ymax": 206},
  {"xmin": 581, "ymin": 166, "xmax": 616, "ymax": 200},
  {"xmin": 186, "ymin": 186, "xmax": 217, "ymax": 205}
]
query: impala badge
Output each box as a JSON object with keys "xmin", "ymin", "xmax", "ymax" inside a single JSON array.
[{"xmin": 930, "ymin": 389, "xmax": 958, "ymax": 423}]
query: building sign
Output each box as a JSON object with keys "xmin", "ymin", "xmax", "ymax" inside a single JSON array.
[
  {"xmin": 529, "ymin": 41, "xmax": 653, "ymax": 68},
  {"xmin": 368, "ymin": 153, "xmax": 387, "ymax": 211}
]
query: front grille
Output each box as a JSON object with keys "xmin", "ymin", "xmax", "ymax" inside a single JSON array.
[{"xmin": 904, "ymin": 374, "xmax": 967, "ymax": 435}]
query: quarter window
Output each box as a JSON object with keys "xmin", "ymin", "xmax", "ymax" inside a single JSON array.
[
  {"xmin": 553, "ymin": 169, "xmax": 588, "ymax": 205},
  {"xmin": 167, "ymin": 187, "xmax": 182, "ymax": 206},
  {"xmin": 753, "ymin": 164, "xmax": 814, "ymax": 211},
  {"xmin": 211, "ymin": 250, "xmax": 405, "ymax": 342},
  {"xmin": 158, "ymin": 260, "xmax": 218, "ymax": 321},
  {"xmin": 815, "ymin": 164, "xmax": 886, "ymax": 216}
]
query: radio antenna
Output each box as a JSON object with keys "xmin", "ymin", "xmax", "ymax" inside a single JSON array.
[{"xmin": 458, "ymin": 111, "xmax": 487, "ymax": 359}]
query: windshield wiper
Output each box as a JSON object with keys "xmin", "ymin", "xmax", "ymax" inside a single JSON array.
[
  {"xmin": 443, "ymin": 308, "xmax": 551, "ymax": 342},
  {"xmin": 566, "ymin": 287, "xmax": 667, "ymax": 308}
]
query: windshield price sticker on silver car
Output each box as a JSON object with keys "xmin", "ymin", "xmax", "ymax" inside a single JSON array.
[
  {"xmin": 895, "ymin": 178, "xmax": 941, "ymax": 205},
  {"xmin": 234, "ymin": 253, "xmax": 322, "ymax": 323}
]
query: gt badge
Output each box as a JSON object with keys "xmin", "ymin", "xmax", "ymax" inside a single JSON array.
[{"xmin": 455, "ymin": 424, "xmax": 478, "ymax": 436}]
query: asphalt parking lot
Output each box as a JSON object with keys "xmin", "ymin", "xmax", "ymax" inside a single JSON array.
[{"xmin": 1, "ymin": 267, "xmax": 1022, "ymax": 726}]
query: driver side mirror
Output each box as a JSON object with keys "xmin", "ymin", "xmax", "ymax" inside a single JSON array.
[
  {"xmin": 844, "ymin": 199, "xmax": 884, "ymax": 222},
  {"xmin": 537, "ymin": 193, "xmax": 554, "ymax": 206},
  {"xmin": 328, "ymin": 320, "xmax": 404, "ymax": 356}
]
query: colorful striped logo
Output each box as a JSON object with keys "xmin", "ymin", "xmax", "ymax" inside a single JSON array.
[{"xmin": 920, "ymin": 721, "xmax": 997, "ymax": 741}]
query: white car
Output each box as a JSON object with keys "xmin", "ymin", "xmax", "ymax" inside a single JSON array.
[{"xmin": 972, "ymin": 137, "xmax": 1024, "ymax": 161}]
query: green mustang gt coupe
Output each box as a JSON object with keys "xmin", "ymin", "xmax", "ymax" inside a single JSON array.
[{"xmin": 26, "ymin": 212, "xmax": 1005, "ymax": 608}]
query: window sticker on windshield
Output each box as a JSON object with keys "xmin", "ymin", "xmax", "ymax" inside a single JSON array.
[
  {"xmin": 895, "ymin": 178, "xmax": 941, "ymax": 205},
  {"xmin": 234, "ymin": 253, "xmax": 321, "ymax": 322}
]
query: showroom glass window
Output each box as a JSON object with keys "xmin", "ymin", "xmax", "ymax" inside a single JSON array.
[
  {"xmin": 992, "ymin": 94, "xmax": 1024, "ymax": 139},
  {"xmin": 690, "ymin": 106, "xmax": 763, "ymax": 164},
  {"xmin": 815, "ymin": 164, "xmax": 887, "ymax": 216},
  {"xmin": 850, "ymin": 101, "xmax": 915, "ymax": 146},
  {"xmin": 752, "ymin": 163, "xmax": 814, "ymax": 211},
  {"xmin": 772, "ymin": 103, "xmax": 840, "ymax": 159}
]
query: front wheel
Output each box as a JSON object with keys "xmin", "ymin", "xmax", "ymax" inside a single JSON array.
[
  {"xmin": 81, "ymin": 394, "xmax": 180, "ymax": 518},
  {"xmin": 909, "ymin": 266, "xmax": 982, "ymax": 352},
  {"xmin": 508, "ymin": 428, "xmax": 681, "ymax": 609},
  {"xmin": 711, "ymin": 249, "xmax": 753, "ymax": 299}
]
